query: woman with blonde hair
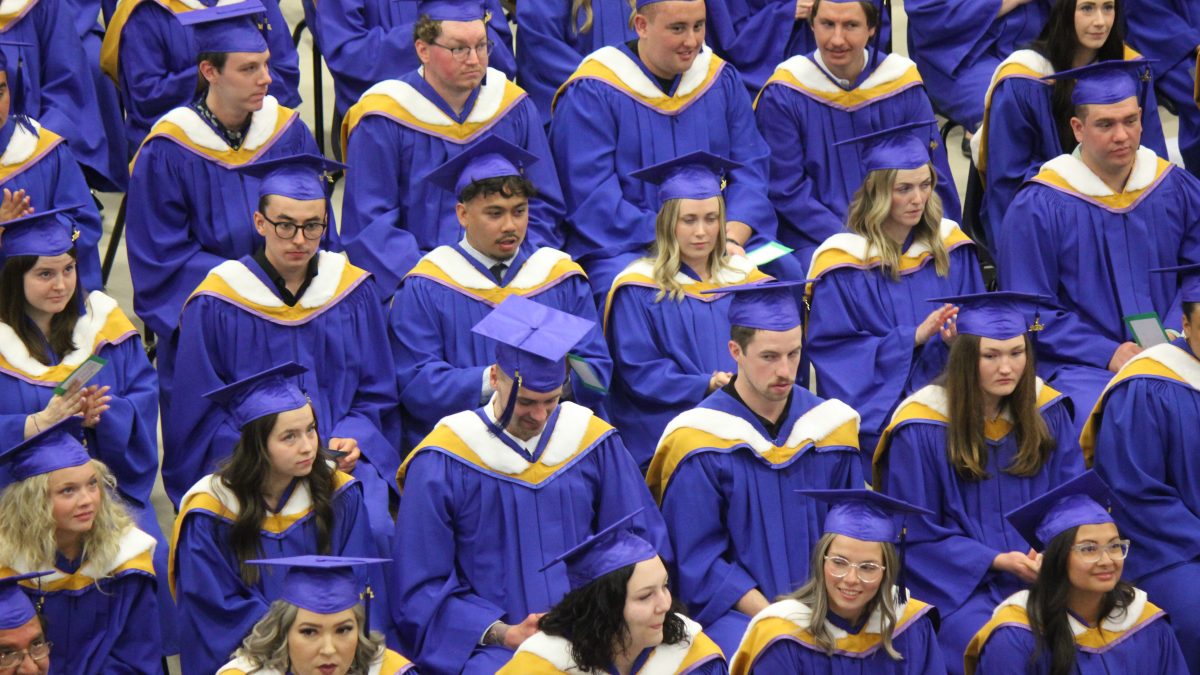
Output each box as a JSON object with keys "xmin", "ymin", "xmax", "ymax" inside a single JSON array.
[
  {"xmin": 604, "ymin": 151, "xmax": 770, "ymax": 469},
  {"xmin": 806, "ymin": 122, "xmax": 985, "ymax": 476},
  {"xmin": 0, "ymin": 417, "xmax": 163, "ymax": 673}
]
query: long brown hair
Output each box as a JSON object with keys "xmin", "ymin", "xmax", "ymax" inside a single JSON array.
[
  {"xmin": 0, "ymin": 252, "xmax": 83, "ymax": 364},
  {"xmin": 845, "ymin": 166, "xmax": 949, "ymax": 281},
  {"xmin": 943, "ymin": 334, "xmax": 1055, "ymax": 481},
  {"xmin": 216, "ymin": 408, "xmax": 335, "ymax": 585}
]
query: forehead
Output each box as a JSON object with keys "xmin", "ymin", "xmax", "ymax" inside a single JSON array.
[
  {"xmin": 264, "ymin": 195, "xmax": 327, "ymax": 218},
  {"xmin": 468, "ymin": 190, "xmax": 527, "ymax": 209},
  {"xmin": 30, "ymin": 253, "xmax": 75, "ymax": 270},
  {"xmin": 814, "ymin": 1, "xmax": 869, "ymax": 22},
  {"xmin": 827, "ymin": 534, "xmax": 884, "ymax": 561},
  {"xmin": 293, "ymin": 607, "xmax": 356, "ymax": 626},
  {"xmin": 746, "ymin": 325, "xmax": 803, "ymax": 352},
  {"xmin": 1074, "ymin": 521, "xmax": 1120, "ymax": 542},
  {"xmin": 646, "ymin": 0, "xmax": 706, "ymax": 23},
  {"xmin": 893, "ymin": 165, "xmax": 932, "ymax": 184},
  {"xmin": 513, "ymin": 384, "xmax": 563, "ymax": 402},
  {"xmin": 627, "ymin": 555, "xmax": 667, "ymax": 588},
  {"xmin": 979, "ymin": 334, "xmax": 1026, "ymax": 351},
  {"xmin": 1084, "ymin": 97, "xmax": 1140, "ymax": 121},
  {"xmin": 272, "ymin": 404, "xmax": 315, "ymax": 430},
  {"xmin": 0, "ymin": 618, "xmax": 42, "ymax": 648},
  {"xmin": 438, "ymin": 19, "xmax": 487, "ymax": 43},
  {"xmin": 225, "ymin": 49, "xmax": 270, "ymax": 67},
  {"xmin": 49, "ymin": 461, "xmax": 96, "ymax": 488}
]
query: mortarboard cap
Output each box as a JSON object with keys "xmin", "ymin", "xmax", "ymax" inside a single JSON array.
[
  {"xmin": 247, "ymin": 556, "xmax": 389, "ymax": 616},
  {"xmin": 1043, "ymin": 59, "xmax": 1154, "ymax": 107},
  {"xmin": 927, "ymin": 291, "xmax": 1052, "ymax": 340},
  {"xmin": 798, "ymin": 489, "xmax": 933, "ymax": 543},
  {"xmin": 423, "ymin": 135, "xmax": 539, "ymax": 198},
  {"xmin": 176, "ymin": 0, "xmax": 270, "ymax": 54},
  {"xmin": 540, "ymin": 510, "xmax": 658, "ymax": 591},
  {"xmin": 416, "ymin": 0, "xmax": 486, "ymax": 21},
  {"xmin": 0, "ymin": 417, "xmax": 90, "ymax": 483},
  {"xmin": 1152, "ymin": 262, "xmax": 1200, "ymax": 303},
  {"xmin": 1005, "ymin": 471, "xmax": 1117, "ymax": 551},
  {"xmin": 0, "ymin": 207, "xmax": 81, "ymax": 258},
  {"xmin": 0, "ymin": 571, "xmax": 51, "ymax": 630},
  {"xmin": 700, "ymin": 279, "xmax": 808, "ymax": 332},
  {"xmin": 202, "ymin": 362, "xmax": 309, "ymax": 430},
  {"xmin": 834, "ymin": 121, "xmax": 939, "ymax": 174},
  {"xmin": 471, "ymin": 295, "xmax": 594, "ymax": 394},
  {"xmin": 236, "ymin": 153, "xmax": 347, "ymax": 202},
  {"xmin": 630, "ymin": 151, "xmax": 742, "ymax": 204}
]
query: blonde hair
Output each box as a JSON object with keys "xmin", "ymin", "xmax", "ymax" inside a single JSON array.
[
  {"xmin": 648, "ymin": 196, "xmax": 733, "ymax": 302},
  {"xmin": 572, "ymin": 0, "xmax": 636, "ymax": 34},
  {"xmin": 0, "ymin": 460, "xmax": 133, "ymax": 576},
  {"xmin": 783, "ymin": 533, "xmax": 905, "ymax": 660},
  {"xmin": 845, "ymin": 164, "xmax": 950, "ymax": 281},
  {"xmin": 232, "ymin": 601, "xmax": 387, "ymax": 673}
]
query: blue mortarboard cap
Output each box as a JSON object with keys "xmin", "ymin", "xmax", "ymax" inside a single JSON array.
[
  {"xmin": 471, "ymin": 295, "xmax": 594, "ymax": 394},
  {"xmin": 630, "ymin": 151, "xmax": 742, "ymax": 204},
  {"xmin": 416, "ymin": 0, "xmax": 486, "ymax": 21},
  {"xmin": 235, "ymin": 154, "xmax": 347, "ymax": 201},
  {"xmin": 202, "ymin": 362, "xmax": 309, "ymax": 429},
  {"xmin": 700, "ymin": 279, "xmax": 808, "ymax": 332},
  {"xmin": 423, "ymin": 135, "xmax": 539, "ymax": 197},
  {"xmin": 0, "ymin": 206, "xmax": 80, "ymax": 258},
  {"xmin": 0, "ymin": 571, "xmax": 51, "ymax": 630},
  {"xmin": 1005, "ymin": 471, "xmax": 1117, "ymax": 550},
  {"xmin": 0, "ymin": 417, "xmax": 90, "ymax": 483},
  {"xmin": 540, "ymin": 510, "xmax": 658, "ymax": 591},
  {"xmin": 1043, "ymin": 59, "xmax": 1154, "ymax": 107},
  {"xmin": 1153, "ymin": 262, "xmax": 1200, "ymax": 303},
  {"xmin": 798, "ymin": 489, "xmax": 933, "ymax": 543},
  {"xmin": 833, "ymin": 121, "xmax": 939, "ymax": 174},
  {"xmin": 175, "ymin": 0, "xmax": 269, "ymax": 54},
  {"xmin": 928, "ymin": 291, "xmax": 1053, "ymax": 340},
  {"xmin": 248, "ymin": 556, "xmax": 389, "ymax": 615}
]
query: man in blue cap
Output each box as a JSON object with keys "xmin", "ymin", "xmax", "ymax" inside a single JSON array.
[
  {"xmin": 646, "ymin": 279, "xmax": 862, "ymax": 656},
  {"xmin": 389, "ymin": 134, "xmax": 611, "ymax": 452},
  {"xmin": 165, "ymin": 153, "xmax": 400, "ymax": 547},
  {"xmin": 392, "ymin": 295, "xmax": 668, "ymax": 674},
  {"xmin": 339, "ymin": 0, "xmax": 563, "ymax": 296},
  {"xmin": 0, "ymin": 572, "xmax": 52, "ymax": 675},
  {"xmin": 550, "ymin": 0, "xmax": 805, "ymax": 305},
  {"xmin": 1082, "ymin": 262, "xmax": 1200, "ymax": 672},
  {"xmin": 997, "ymin": 58, "xmax": 1200, "ymax": 434},
  {"xmin": 754, "ymin": 0, "xmax": 959, "ymax": 272}
]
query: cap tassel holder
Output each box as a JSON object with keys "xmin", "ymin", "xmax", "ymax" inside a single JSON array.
[{"xmin": 361, "ymin": 583, "xmax": 375, "ymax": 634}]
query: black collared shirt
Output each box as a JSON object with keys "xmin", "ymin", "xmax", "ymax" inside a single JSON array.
[
  {"xmin": 253, "ymin": 247, "xmax": 319, "ymax": 307},
  {"xmin": 721, "ymin": 375, "xmax": 794, "ymax": 439},
  {"xmin": 190, "ymin": 96, "xmax": 251, "ymax": 150},
  {"xmin": 625, "ymin": 40, "xmax": 677, "ymax": 94}
]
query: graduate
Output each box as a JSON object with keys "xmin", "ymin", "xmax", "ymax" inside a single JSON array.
[
  {"xmin": 340, "ymin": 1, "xmax": 563, "ymax": 295},
  {"xmin": 874, "ymin": 292, "xmax": 1084, "ymax": 675},
  {"xmin": 499, "ymin": 511, "xmax": 727, "ymax": 675},
  {"xmin": 316, "ymin": 0, "xmax": 516, "ymax": 118},
  {"xmin": 171, "ymin": 363, "xmax": 380, "ymax": 675},
  {"xmin": 965, "ymin": 472, "xmax": 1189, "ymax": 674},
  {"xmin": 731, "ymin": 490, "xmax": 946, "ymax": 675},
  {"xmin": 390, "ymin": 135, "xmax": 609, "ymax": 452},
  {"xmin": 550, "ymin": 0, "xmax": 804, "ymax": 304},
  {"xmin": 101, "ymin": 0, "xmax": 300, "ymax": 157},
  {"xmin": 647, "ymin": 280, "xmax": 863, "ymax": 656},
  {"xmin": 0, "ymin": 571, "xmax": 53, "ymax": 672},
  {"xmin": 753, "ymin": 0, "xmax": 959, "ymax": 271},
  {"xmin": 974, "ymin": 0, "xmax": 1167, "ymax": 247},
  {"xmin": 904, "ymin": 0, "xmax": 1051, "ymax": 130},
  {"xmin": 69, "ymin": 0, "xmax": 128, "ymax": 191},
  {"xmin": 1080, "ymin": 262, "xmax": 1200, "ymax": 673},
  {"xmin": 166, "ymin": 154, "xmax": 399, "ymax": 548},
  {"xmin": 392, "ymin": 297, "xmax": 670, "ymax": 675},
  {"xmin": 605, "ymin": 152, "xmax": 769, "ymax": 469},
  {"xmin": 0, "ymin": 418, "xmax": 163, "ymax": 673},
  {"xmin": 218, "ymin": 556, "xmax": 415, "ymax": 675},
  {"xmin": 996, "ymin": 60, "xmax": 1200, "ymax": 432},
  {"xmin": 805, "ymin": 123, "xmax": 984, "ymax": 474}
]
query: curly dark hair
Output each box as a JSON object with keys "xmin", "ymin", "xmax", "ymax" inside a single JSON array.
[
  {"xmin": 459, "ymin": 175, "xmax": 537, "ymax": 204},
  {"xmin": 538, "ymin": 561, "xmax": 689, "ymax": 672}
]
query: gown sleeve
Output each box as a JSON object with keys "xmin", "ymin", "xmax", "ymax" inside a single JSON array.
[
  {"xmin": 86, "ymin": 336, "xmax": 160, "ymax": 509},
  {"xmin": 48, "ymin": 144, "xmax": 105, "ymax": 292},
  {"xmin": 514, "ymin": 0, "xmax": 587, "ymax": 120},
  {"xmin": 510, "ymin": 99, "xmax": 566, "ymax": 252},
  {"xmin": 705, "ymin": 0, "xmax": 797, "ymax": 89},
  {"xmin": 903, "ymin": 0, "xmax": 1005, "ymax": 73},
  {"xmin": 118, "ymin": 5, "xmax": 194, "ymax": 143},
  {"xmin": 101, "ymin": 574, "xmax": 164, "ymax": 674},
  {"xmin": 607, "ymin": 286, "xmax": 713, "ymax": 408}
]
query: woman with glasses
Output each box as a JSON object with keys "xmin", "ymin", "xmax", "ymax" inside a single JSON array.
[
  {"xmin": 731, "ymin": 490, "xmax": 945, "ymax": 674},
  {"xmin": 965, "ymin": 472, "xmax": 1188, "ymax": 674}
]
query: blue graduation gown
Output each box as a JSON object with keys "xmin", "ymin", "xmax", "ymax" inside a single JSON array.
[
  {"xmin": 101, "ymin": 0, "xmax": 301, "ymax": 156},
  {"xmin": 904, "ymin": 0, "xmax": 1050, "ymax": 128},
  {"xmin": 730, "ymin": 597, "xmax": 945, "ymax": 675},
  {"xmin": 550, "ymin": 43, "xmax": 799, "ymax": 301},
  {"xmin": 976, "ymin": 48, "xmax": 1168, "ymax": 247},
  {"xmin": 874, "ymin": 382, "xmax": 1084, "ymax": 675},
  {"xmin": 0, "ymin": 118, "xmax": 105, "ymax": 293},
  {"xmin": 754, "ymin": 51, "xmax": 962, "ymax": 271},
  {"xmin": 392, "ymin": 401, "xmax": 671, "ymax": 675},
  {"xmin": 390, "ymin": 243, "xmax": 610, "ymax": 452},
  {"xmin": 996, "ymin": 148, "xmax": 1200, "ymax": 430},
  {"xmin": 805, "ymin": 220, "xmax": 984, "ymax": 469},
  {"xmin": 68, "ymin": 0, "xmax": 128, "ymax": 191},
  {"xmin": 4, "ymin": 528, "xmax": 163, "ymax": 674},
  {"xmin": 1082, "ymin": 339, "xmax": 1200, "ymax": 673},
  {"xmin": 172, "ymin": 472, "xmax": 379, "ymax": 675},
  {"xmin": 965, "ymin": 589, "xmax": 1189, "ymax": 675},
  {"xmin": 166, "ymin": 252, "xmax": 400, "ymax": 547},
  {"xmin": 647, "ymin": 386, "xmax": 863, "ymax": 657},
  {"xmin": 315, "ymin": 0, "xmax": 516, "ymax": 116},
  {"xmin": 604, "ymin": 257, "xmax": 769, "ymax": 470},
  {"xmin": 340, "ymin": 69, "xmax": 565, "ymax": 295}
]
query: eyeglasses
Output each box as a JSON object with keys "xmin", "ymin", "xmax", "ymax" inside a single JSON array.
[
  {"xmin": 824, "ymin": 556, "xmax": 885, "ymax": 584},
  {"xmin": 1070, "ymin": 540, "xmax": 1130, "ymax": 564},
  {"xmin": 260, "ymin": 214, "xmax": 327, "ymax": 240},
  {"xmin": 0, "ymin": 639, "xmax": 51, "ymax": 668},
  {"xmin": 429, "ymin": 40, "xmax": 494, "ymax": 62}
]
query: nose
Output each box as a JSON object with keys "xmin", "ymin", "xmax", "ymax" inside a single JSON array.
[
  {"xmin": 290, "ymin": 227, "xmax": 308, "ymax": 244},
  {"xmin": 464, "ymin": 45, "xmax": 482, "ymax": 65},
  {"xmin": 17, "ymin": 652, "xmax": 38, "ymax": 674},
  {"xmin": 318, "ymin": 633, "xmax": 337, "ymax": 655}
]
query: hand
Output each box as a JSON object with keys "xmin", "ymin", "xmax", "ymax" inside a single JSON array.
[
  {"xmin": 328, "ymin": 437, "xmax": 361, "ymax": 473},
  {"xmin": 80, "ymin": 385, "xmax": 112, "ymax": 429},
  {"xmin": 795, "ymin": 0, "xmax": 813, "ymax": 19},
  {"xmin": 503, "ymin": 612, "xmax": 544, "ymax": 649},
  {"xmin": 998, "ymin": 0, "xmax": 1031, "ymax": 16},
  {"xmin": 992, "ymin": 550, "xmax": 1041, "ymax": 584},
  {"xmin": 708, "ymin": 371, "xmax": 732, "ymax": 393},
  {"xmin": 735, "ymin": 588, "xmax": 770, "ymax": 617},
  {"xmin": 26, "ymin": 385, "xmax": 86, "ymax": 437},
  {"xmin": 0, "ymin": 188, "xmax": 32, "ymax": 224},
  {"xmin": 915, "ymin": 304, "xmax": 959, "ymax": 346},
  {"xmin": 1107, "ymin": 341, "xmax": 1142, "ymax": 372},
  {"xmin": 725, "ymin": 221, "xmax": 753, "ymax": 258}
]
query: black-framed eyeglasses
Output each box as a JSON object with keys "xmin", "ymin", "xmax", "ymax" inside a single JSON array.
[
  {"xmin": 260, "ymin": 213, "xmax": 327, "ymax": 240},
  {"xmin": 0, "ymin": 639, "xmax": 51, "ymax": 668},
  {"xmin": 429, "ymin": 39, "xmax": 494, "ymax": 61}
]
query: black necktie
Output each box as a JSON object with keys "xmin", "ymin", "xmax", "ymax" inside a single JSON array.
[{"xmin": 490, "ymin": 263, "xmax": 506, "ymax": 284}]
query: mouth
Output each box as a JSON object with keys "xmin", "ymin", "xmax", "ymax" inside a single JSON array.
[
  {"xmin": 836, "ymin": 586, "xmax": 862, "ymax": 603},
  {"xmin": 74, "ymin": 510, "xmax": 94, "ymax": 521},
  {"xmin": 1093, "ymin": 571, "xmax": 1116, "ymax": 582},
  {"xmin": 296, "ymin": 457, "xmax": 314, "ymax": 468},
  {"xmin": 317, "ymin": 666, "xmax": 337, "ymax": 675}
]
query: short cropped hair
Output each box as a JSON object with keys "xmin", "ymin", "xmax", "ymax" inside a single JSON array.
[
  {"xmin": 459, "ymin": 175, "xmax": 537, "ymax": 204},
  {"xmin": 414, "ymin": 15, "xmax": 443, "ymax": 43},
  {"xmin": 730, "ymin": 325, "xmax": 759, "ymax": 351},
  {"xmin": 811, "ymin": 0, "xmax": 880, "ymax": 28}
]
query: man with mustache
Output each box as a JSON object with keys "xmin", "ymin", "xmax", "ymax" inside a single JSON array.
[
  {"xmin": 646, "ymin": 280, "xmax": 863, "ymax": 657},
  {"xmin": 389, "ymin": 135, "xmax": 611, "ymax": 452}
]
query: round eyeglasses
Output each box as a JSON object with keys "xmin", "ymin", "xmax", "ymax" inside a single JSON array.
[
  {"xmin": 260, "ymin": 214, "xmax": 328, "ymax": 241},
  {"xmin": 0, "ymin": 639, "xmax": 51, "ymax": 668},
  {"xmin": 430, "ymin": 39, "xmax": 494, "ymax": 62},
  {"xmin": 824, "ymin": 556, "xmax": 885, "ymax": 584},
  {"xmin": 1070, "ymin": 540, "xmax": 1130, "ymax": 564}
]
